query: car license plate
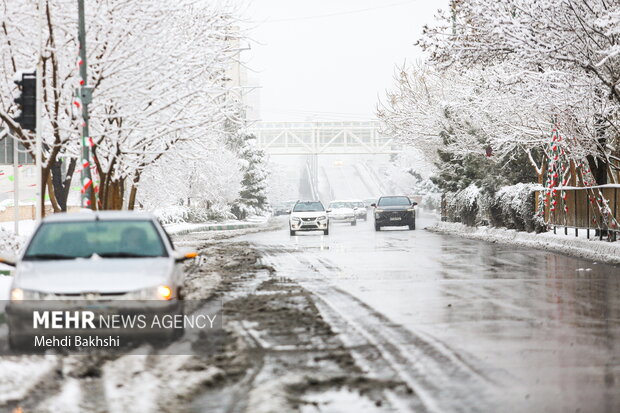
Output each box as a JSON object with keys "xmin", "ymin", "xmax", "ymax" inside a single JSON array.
[{"xmin": 390, "ymin": 217, "xmax": 401, "ymax": 221}]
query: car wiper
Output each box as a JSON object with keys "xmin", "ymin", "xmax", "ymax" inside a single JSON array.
[
  {"xmin": 24, "ymin": 253, "xmax": 78, "ymax": 261},
  {"xmin": 97, "ymin": 252, "xmax": 160, "ymax": 258}
]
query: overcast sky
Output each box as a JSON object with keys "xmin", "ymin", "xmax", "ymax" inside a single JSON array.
[{"xmin": 244, "ymin": 0, "xmax": 449, "ymax": 122}]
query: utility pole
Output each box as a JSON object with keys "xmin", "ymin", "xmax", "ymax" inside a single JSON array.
[
  {"xmin": 35, "ymin": 0, "xmax": 43, "ymax": 221},
  {"xmin": 77, "ymin": 0, "xmax": 94, "ymax": 209}
]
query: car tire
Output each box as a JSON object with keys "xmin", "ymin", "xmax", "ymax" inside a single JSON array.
[
  {"xmin": 289, "ymin": 229, "xmax": 296, "ymax": 236},
  {"xmin": 375, "ymin": 224, "xmax": 380, "ymax": 231},
  {"xmin": 8, "ymin": 331, "xmax": 17, "ymax": 351},
  {"xmin": 8, "ymin": 329, "xmax": 30, "ymax": 352},
  {"xmin": 351, "ymin": 220, "xmax": 356, "ymax": 226},
  {"xmin": 323, "ymin": 228, "xmax": 329, "ymax": 235},
  {"xmin": 409, "ymin": 220, "xmax": 416, "ymax": 230}
]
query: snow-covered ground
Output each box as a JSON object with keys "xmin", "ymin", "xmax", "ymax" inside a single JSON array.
[{"xmin": 429, "ymin": 221, "xmax": 620, "ymax": 264}]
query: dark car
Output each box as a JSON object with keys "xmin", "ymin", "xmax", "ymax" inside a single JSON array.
[
  {"xmin": 372, "ymin": 196, "xmax": 417, "ymax": 231},
  {"xmin": 273, "ymin": 200, "xmax": 297, "ymax": 216}
]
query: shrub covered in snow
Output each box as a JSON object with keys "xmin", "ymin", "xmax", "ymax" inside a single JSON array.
[
  {"xmin": 486, "ymin": 184, "xmax": 545, "ymax": 233},
  {"xmin": 444, "ymin": 183, "xmax": 545, "ymax": 233},
  {"xmin": 446, "ymin": 184, "xmax": 480, "ymax": 226},
  {"xmin": 421, "ymin": 191, "xmax": 442, "ymax": 211},
  {"xmin": 154, "ymin": 204, "xmax": 235, "ymax": 225}
]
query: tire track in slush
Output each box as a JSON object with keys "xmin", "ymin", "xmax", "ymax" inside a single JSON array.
[{"xmin": 260, "ymin": 246, "xmax": 502, "ymax": 413}]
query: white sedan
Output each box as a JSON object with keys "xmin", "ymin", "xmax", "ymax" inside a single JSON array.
[
  {"xmin": 327, "ymin": 201, "xmax": 357, "ymax": 226},
  {"xmin": 0, "ymin": 211, "xmax": 196, "ymax": 349}
]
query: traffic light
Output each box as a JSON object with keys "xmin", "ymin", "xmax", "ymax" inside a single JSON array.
[{"xmin": 13, "ymin": 71, "xmax": 36, "ymax": 131}]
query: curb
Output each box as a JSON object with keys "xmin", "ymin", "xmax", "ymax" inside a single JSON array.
[{"xmin": 428, "ymin": 221, "xmax": 620, "ymax": 265}]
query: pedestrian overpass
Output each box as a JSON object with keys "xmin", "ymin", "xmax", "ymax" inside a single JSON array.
[
  {"xmin": 249, "ymin": 121, "xmax": 398, "ymax": 200},
  {"xmin": 249, "ymin": 121, "xmax": 399, "ymax": 155}
]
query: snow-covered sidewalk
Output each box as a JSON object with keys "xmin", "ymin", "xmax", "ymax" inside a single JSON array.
[{"xmin": 428, "ymin": 221, "xmax": 620, "ymax": 265}]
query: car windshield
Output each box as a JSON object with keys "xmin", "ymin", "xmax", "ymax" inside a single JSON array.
[
  {"xmin": 293, "ymin": 202, "xmax": 324, "ymax": 212},
  {"xmin": 23, "ymin": 220, "xmax": 167, "ymax": 260},
  {"xmin": 378, "ymin": 197, "xmax": 411, "ymax": 207},
  {"xmin": 328, "ymin": 202, "xmax": 350, "ymax": 209}
]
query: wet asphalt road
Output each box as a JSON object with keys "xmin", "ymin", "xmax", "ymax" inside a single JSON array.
[{"xmin": 238, "ymin": 214, "xmax": 620, "ymax": 413}]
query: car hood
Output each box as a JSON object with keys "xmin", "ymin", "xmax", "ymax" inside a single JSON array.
[
  {"xmin": 13, "ymin": 257, "xmax": 173, "ymax": 294},
  {"xmin": 290, "ymin": 211, "xmax": 326, "ymax": 219},
  {"xmin": 376, "ymin": 205, "xmax": 412, "ymax": 211}
]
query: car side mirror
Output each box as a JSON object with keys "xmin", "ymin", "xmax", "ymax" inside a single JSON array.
[
  {"xmin": 370, "ymin": 203, "xmax": 376, "ymax": 208},
  {"xmin": 286, "ymin": 210, "xmax": 291, "ymax": 214},
  {"xmin": 326, "ymin": 209, "xmax": 332, "ymax": 213},
  {"xmin": 0, "ymin": 252, "xmax": 17, "ymax": 267},
  {"xmin": 174, "ymin": 248, "xmax": 197, "ymax": 262},
  {"xmin": 411, "ymin": 202, "xmax": 418, "ymax": 206}
]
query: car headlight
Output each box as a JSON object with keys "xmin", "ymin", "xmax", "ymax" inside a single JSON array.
[
  {"xmin": 317, "ymin": 215, "xmax": 327, "ymax": 221},
  {"xmin": 10, "ymin": 288, "xmax": 53, "ymax": 301},
  {"xmin": 126, "ymin": 285, "xmax": 173, "ymax": 300},
  {"xmin": 375, "ymin": 209, "xmax": 384, "ymax": 213},
  {"xmin": 291, "ymin": 217, "xmax": 301, "ymax": 222},
  {"xmin": 407, "ymin": 208, "xmax": 415, "ymax": 212}
]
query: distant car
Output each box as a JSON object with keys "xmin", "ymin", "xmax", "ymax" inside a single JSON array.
[
  {"xmin": 363, "ymin": 199, "xmax": 378, "ymax": 209},
  {"xmin": 346, "ymin": 200, "xmax": 367, "ymax": 221},
  {"xmin": 289, "ymin": 201, "xmax": 329, "ymax": 236},
  {"xmin": 327, "ymin": 201, "xmax": 357, "ymax": 226},
  {"xmin": 274, "ymin": 200, "xmax": 297, "ymax": 216},
  {"xmin": 1, "ymin": 211, "xmax": 196, "ymax": 350},
  {"xmin": 372, "ymin": 196, "xmax": 417, "ymax": 231}
]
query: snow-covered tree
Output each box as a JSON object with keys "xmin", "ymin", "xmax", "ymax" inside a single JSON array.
[
  {"xmin": 137, "ymin": 138, "xmax": 242, "ymax": 222},
  {"xmin": 418, "ymin": 0, "xmax": 620, "ymax": 184},
  {"xmin": 0, "ymin": 0, "xmax": 245, "ymax": 213},
  {"xmin": 228, "ymin": 133, "xmax": 269, "ymax": 220}
]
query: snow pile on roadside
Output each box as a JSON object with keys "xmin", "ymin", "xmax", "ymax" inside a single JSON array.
[
  {"xmin": 429, "ymin": 221, "xmax": 620, "ymax": 264},
  {"xmin": 0, "ymin": 356, "xmax": 58, "ymax": 405},
  {"xmin": 102, "ymin": 353, "xmax": 223, "ymax": 413}
]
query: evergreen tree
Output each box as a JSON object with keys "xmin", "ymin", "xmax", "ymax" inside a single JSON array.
[
  {"xmin": 431, "ymin": 130, "xmax": 538, "ymax": 196},
  {"xmin": 228, "ymin": 133, "xmax": 269, "ymax": 220}
]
